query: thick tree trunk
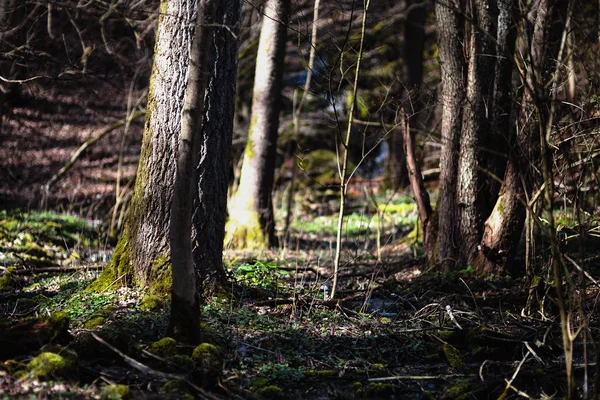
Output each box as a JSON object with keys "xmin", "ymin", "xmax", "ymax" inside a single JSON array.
[
  {"xmin": 169, "ymin": 0, "xmax": 215, "ymax": 344},
  {"xmin": 192, "ymin": 0, "xmax": 241, "ymax": 296},
  {"xmin": 478, "ymin": 0, "xmax": 569, "ymax": 274},
  {"xmin": 90, "ymin": 0, "xmax": 197, "ymax": 293},
  {"xmin": 457, "ymin": 0, "xmax": 497, "ymax": 265},
  {"xmin": 225, "ymin": 0, "xmax": 290, "ymax": 249},
  {"xmin": 433, "ymin": 0, "xmax": 466, "ymax": 270}
]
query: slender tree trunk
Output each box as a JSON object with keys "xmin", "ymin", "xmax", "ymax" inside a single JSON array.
[
  {"xmin": 169, "ymin": 0, "xmax": 215, "ymax": 344},
  {"xmin": 434, "ymin": 0, "xmax": 466, "ymax": 270},
  {"xmin": 192, "ymin": 0, "xmax": 241, "ymax": 298},
  {"xmin": 457, "ymin": 0, "xmax": 497, "ymax": 265},
  {"xmin": 391, "ymin": 0, "xmax": 427, "ymax": 190},
  {"xmin": 225, "ymin": 0, "xmax": 290, "ymax": 249}
]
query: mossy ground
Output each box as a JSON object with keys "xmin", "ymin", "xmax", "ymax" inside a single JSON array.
[{"xmin": 0, "ymin": 204, "xmax": 596, "ymax": 399}]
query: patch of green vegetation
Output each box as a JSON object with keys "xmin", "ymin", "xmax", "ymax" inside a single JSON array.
[
  {"xmin": 160, "ymin": 380, "xmax": 194, "ymax": 400},
  {"xmin": 0, "ymin": 267, "xmax": 15, "ymax": 291},
  {"xmin": 231, "ymin": 261, "xmax": 288, "ymax": 289},
  {"xmin": 27, "ymin": 346, "xmax": 78, "ymax": 381},
  {"xmin": 303, "ymin": 369, "xmax": 337, "ymax": 379},
  {"xmin": 256, "ymin": 385, "xmax": 285, "ymax": 400},
  {"xmin": 192, "ymin": 343, "xmax": 223, "ymax": 386},
  {"xmin": 148, "ymin": 337, "xmax": 178, "ymax": 358},
  {"xmin": 365, "ymin": 382, "xmax": 394, "ymax": 396},
  {"xmin": 258, "ymin": 362, "xmax": 304, "ymax": 383},
  {"xmin": 444, "ymin": 380, "xmax": 472, "ymax": 399},
  {"xmin": 83, "ymin": 315, "xmax": 106, "ymax": 329},
  {"xmin": 101, "ymin": 384, "xmax": 131, "ymax": 400},
  {"xmin": 3, "ymin": 359, "xmax": 27, "ymax": 374},
  {"xmin": 139, "ymin": 294, "xmax": 164, "ymax": 311},
  {"xmin": 44, "ymin": 288, "xmax": 116, "ymax": 327}
]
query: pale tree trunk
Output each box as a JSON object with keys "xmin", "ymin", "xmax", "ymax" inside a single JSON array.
[
  {"xmin": 169, "ymin": 0, "xmax": 214, "ymax": 344},
  {"xmin": 192, "ymin": 0, "xmax": 241, "ymax": 296},
  {"xmin": 479, "ymin": 0, "xmax": 569, "ymax": 274},
  {"xmin": 90, "ymin": 0, "xmax": 198, "ymax": 292},
  {"xmin": 225, "ymin": 0, "xmax": 290, "ymax": 249},
  {"xmin": 456, "ymin": 0, "xmax": 497, "ymax": 265},
  {"xmin": 433, "ymin": 0, "xmax": 466, "ymax": 270}
]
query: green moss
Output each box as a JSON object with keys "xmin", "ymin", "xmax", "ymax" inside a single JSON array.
[
  {"xmin": 251, "ymin": 377, "xmax": 269, "ymax": 390},
  {"xmin": 83, "ymin": 315, "xmax": 106, "ymax": 329},
  {"xmin": 444, "ymin": 380, "xmax": 471, "ymax": 398},
  {"xmin": 443, "ymin": 343, "xmax": 466, "ymax": 370},
  {"xmin": 160, "ymin": 379, "xmax": 194, "ymax": 400},
  {"xmin": 87, "ymin": 235, "xmax": 132, "ymax": 292},
  {"xmin": 352, "ymin": 381, "xmax": 363, "ymax": 393},
  {"xmin": 0, "ymin": 267, "xmax": 15, "ymax": 291},
  {"xmin": 422, "ymin": 392, "xmax": 436, "ymax": 400},
  {"xmin": 3, "ymin": 359, "xmax": 27, "ymax": 374},
  {"xmin": 256, "ymin": 385, "xmax": 285, "ymax": 400},
  {"xmin": 101, "ymin": 384, "xmax": 131, "ymax": 400},
  {"xmin": 371, "ymin": 363, "xmax": 386, "ymax": 371},
  {"xmin": 148, "ymin": 255, "xmax": 172, "ymax": 296},
  {"xmin": 148, "ymin": 337, "xmax": 178, "ymax": 358},
  {"xmin": 366, "ymin": 382, "xmax": 394, "ymax": 396},
  {"xmin": 139, "ymin": 294, "xmax": 164, "ymax": 311},
  {"xmin": 224, "ymin": 207, "xmax": 268, "ymax": 250},
  {"xmin": 192, "ymin": 343, "xmax": 223, "ymax": 386},
  {"xmin": 304, "ymin": 369, "xmax": 337, "ymax": 378},
  {"xmin": 27, "ymin": 347, "xmax": 78, "ymax": 381},
  {"xmin": 166, "ymin": 355, "xmax": 195, "ymax": 371}
]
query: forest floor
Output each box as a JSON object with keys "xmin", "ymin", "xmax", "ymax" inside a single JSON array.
[{"xmin": 1, "ymin": 80, "xmax": 599, "ymax": 399}]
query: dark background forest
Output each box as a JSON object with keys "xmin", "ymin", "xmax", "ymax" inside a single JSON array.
[{"xmin": 0, "ymin": 0, "xmax": 599, "ymax": 399}]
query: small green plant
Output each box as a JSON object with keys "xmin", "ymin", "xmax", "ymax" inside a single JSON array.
[
  {"xmin": 232, "ymin": 261, "xmax": 288, "ymax": 288},
  {"xmin": 258, "ymin": 362, "xmax": 304, "ymax": 383}
]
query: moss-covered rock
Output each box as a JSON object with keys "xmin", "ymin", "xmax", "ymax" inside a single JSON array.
[
  {"xmin": 166, "ymin": 355, "xmax": 195, "ymax": 371},
  {"xmin": 139, "ymin": 294, "xmax": 164, "ymax": 311},
  {"xmin": 304, "ymin": 369, "xmax": 338, "ymax": 379},
  {"xmin": 256, "ymin": 385, "xmax": 285, "ymax": 400},
  {"xmin": 251, "ymin": 377, "xmax": 269, "ymax": 390},
  {"xmin": 0, "ymin": 312, "xmax": 71, "ymax": 358},
  {"xmin": 101, "ymin": 384, "xmax": 131, "ymax": 399},
  {"xmin": 191, "ymin": 343, "xmax": 223, "ymax": 387},
  {"xmin": 27, "ymin": 346, "xmax": 78, "ymax": 381},
  {"xmin": 148, "ymin": 337, "xmax": 178, "ymax": 358},
  {"xmin": 84, "ymin": 315, "xmax": 106, "ymax": 329},
  {"xmin": 160, "ymin": 379, "xmax": 194, "ymax": 400}
]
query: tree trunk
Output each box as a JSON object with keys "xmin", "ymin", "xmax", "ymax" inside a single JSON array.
[
  {"xmin": 192, "ymin": 0, "xmax": 241, "ymax": 297},
  {"xmin": 390, "ymin": 0, "xmax": 427, "ymax": 190},
  {"xmin": 478, "ymin": 0, "xmax": 569, "ymax": 274},
  {"xmin": 89, "ymin": 0, "xmax": 198, "ymax": 293},
  {"xmin": 456, "ymin": 0, "xmax": 497, "ymax": 265},
  {"xmin": 225, "ymin": 0, "xmax": 290, "ymax": 249},
  {"xmin": 169, "ymin": 0, "xmax": 215, "ymax": 344},
  {"xmin": 433, "ymin": 0, "xmax": 466, "ymax": 270}
]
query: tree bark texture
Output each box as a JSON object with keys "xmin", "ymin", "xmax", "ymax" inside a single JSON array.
[
  {"xmin": 169, "ymin": 0, "xmax": 215, "ymax": 344},
  {"xmin": 434, "ymin": 0, "xmax": 466, "ymax": 270},
  {"xmin": 457, "ymin": 0, "xmax": 498, "ymax": 265},
  {"xmin": 226, "ymin": 0, "xmax": 290, "ymax": 249},
  {"xmin": 479, "ymin": 0, "xmax": 569, "ymax": 273},
  {"xmin": 192, "ymin": 0, "xmax": 241, "ymax": 296}
]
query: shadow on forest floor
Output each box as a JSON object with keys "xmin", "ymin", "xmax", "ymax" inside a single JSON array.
[{"xmin": 1, "ymin": 209, "xmax": 597, "ymax": 399}]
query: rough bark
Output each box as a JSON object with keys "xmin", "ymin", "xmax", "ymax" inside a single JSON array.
[
  {"xmin": 169, "ymin": 0, "xmax": 215, "ymax": 344},
  {"xmin": 457, "ymin": 0, "xmax": 497, "ymax": 265},
  {"xmin": 192, "ymin": 0, "xmax": 241, "ymax": 296},
  {"xmin": 434, "ymin": 0, "xmax": 466, "ymax": 270},
  {"xmin": 479, "ymin": 0, "xmax": 569, "ymax": 274},
  {"xmin": 91, "ymin": 0, "xmax": 196, "ymax": 292},
  {"xmin": 225, "ymin": 0, "xmax": 290, "ymax": 249}
]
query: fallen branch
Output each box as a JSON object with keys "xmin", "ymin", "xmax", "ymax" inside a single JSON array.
[
  {"xmin": 368, "ymin": 374, "xmax": 474, "ymax": 382},
  {"xmin": 45, "ymin": 111, "xmax": 144, "ymax": 189},
  {"xmin": 90, "ymin": 332, "xmax": 223, "ymax": 400},
  {"xmin": 14, "ymin": 264, "xmax": 105, "ymax": 275}
]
